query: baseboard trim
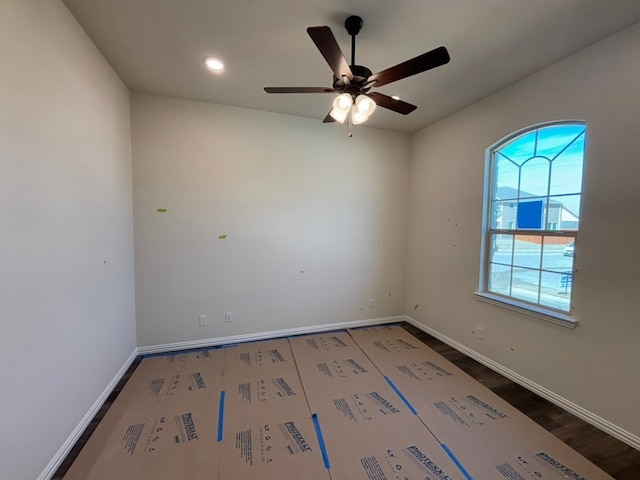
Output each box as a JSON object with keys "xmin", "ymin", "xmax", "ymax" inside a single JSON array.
[
  {"xmin": 138, "ymin": 315, "xmax": 405, "ymax": 355},
  {"xmin": 38, "ymin": 348, "xmax": 139, "ymax": 480},
  {"xmin": 404, "ymin": 315, "xmax": 640, "ymax": 451}
]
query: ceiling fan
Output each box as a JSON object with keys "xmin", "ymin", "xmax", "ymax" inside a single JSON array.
[{"xmin": 264, "ymin": 15, "xmax": 450, "ymax": 126}]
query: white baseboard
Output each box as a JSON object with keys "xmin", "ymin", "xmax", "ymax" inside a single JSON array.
[
  {"xmin": 404, "ymin": 315, "xmax": 640, "ymax": 451},
  {"xmin": 138, "ymin": 315, "xmax": 405, "ymax": 355},
  {"xmin": 38, "ymin": 348, "xmax": 139, "ymax": 480}
]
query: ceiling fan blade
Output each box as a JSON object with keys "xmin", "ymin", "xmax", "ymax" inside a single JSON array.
[
  {"xmin": 367, "ymin": 92, "xmax": 417, "ymax": 115},
  {"xmin": 264, "ymin": 87, "xmax": 335, "ymax": 93},
  {"xmin": 367, "ymin": 46, "xmax": 450, "ymax": 88},
  {"xmin": 307, "ymin": 26, "xmax": 354, "ymax": 81},
  {"xmin": 322, "ymin": 111, "xmax": 336, "ymax": 123}
]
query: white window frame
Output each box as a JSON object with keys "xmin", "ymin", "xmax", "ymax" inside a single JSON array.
[{"xmin": 475, "ymin": 121, "xmax": 586, "ymax": 328}]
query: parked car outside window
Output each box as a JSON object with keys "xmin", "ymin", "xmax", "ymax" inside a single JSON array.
[{"xmin": 563, "ymin": 241, "xmax": 575, "ymax": 257}]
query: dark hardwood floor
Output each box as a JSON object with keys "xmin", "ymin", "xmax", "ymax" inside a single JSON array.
[
  {"xmin": 53, "ymin": 324, "xmax": 640, "ymax": 479},
  {"xmin": 401, "ymin": 323, "xmax": 640, "ymax": 480}
]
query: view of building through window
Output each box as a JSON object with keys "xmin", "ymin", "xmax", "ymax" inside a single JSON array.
[{"xmin": 483, "ymin": 122, "xmax": 586, "ymax": 313}]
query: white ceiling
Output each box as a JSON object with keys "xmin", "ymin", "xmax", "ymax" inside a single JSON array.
[{"xmin": 62, "ymin": 0, "xmax": 640, "ymax": 133}]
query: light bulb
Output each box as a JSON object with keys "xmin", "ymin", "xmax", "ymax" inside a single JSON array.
[
  {"xmin": 357, "ymin": 98, "xmax": 371, "ymax": 113},
  {"xmin": 330, "ymin": 108, "xmax": 348, "ymax": 123},
  {"xmin": 330, "ymin": 93, "xmax": 353, "ymax": 123},
  {"xmin": 333, "ymin": 93, "xmax": 352, "ymax": 112},
  {"xmin": 338, "ymin": 96, "xmax": 351, "ymax": 109},
  {"xmin": 355, "ymin": 95, "xmax": 376, "ymax": 117},
  {"xmin": 352, "ymin": 110, "xmax": 368, "ymax": 125}
]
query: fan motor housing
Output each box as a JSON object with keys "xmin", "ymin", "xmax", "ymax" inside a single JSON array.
[{"xmin": 332, "ymin": 64, "xmax": 373, "ymax": 93}]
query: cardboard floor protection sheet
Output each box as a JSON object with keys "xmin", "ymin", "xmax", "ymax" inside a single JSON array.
[
  {"xmin": 349, "ymin": 325, "xmax": 614, "ymax": 480},
  {"xmin": 65, "ymin": 326, "xmax": 612, "ymax": 480},
  {"xmin": 289, "ymin": 331, "xmax": 467, "ymax": 480},
  {"xmin": 219, "ymin": 338, "xmax": 330, "ymax": 480},
  {"xmin": 64, "ymin": 348, "xmax": 225, "ymax": 480}
]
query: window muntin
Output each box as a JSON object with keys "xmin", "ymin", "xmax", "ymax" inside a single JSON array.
[{"xmin": 481, "ymin": 122, "xmax": 586, "ymax": 314}]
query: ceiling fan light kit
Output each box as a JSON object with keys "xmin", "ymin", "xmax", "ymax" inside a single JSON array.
[
  {"xmin": 264, "ymin": 15, "xmax": 450, "ymax": 135},
  {"xmin": 329, "ymin": 93, "xmax": 376, "ymax": 124}
]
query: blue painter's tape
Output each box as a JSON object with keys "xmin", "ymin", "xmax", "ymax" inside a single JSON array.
[
  {"xmin": 442, "ymin": 443, "xmax": 473, "ymax": 480},
  {"xmin": 384, "ymin": 376, "xmax": 418, "ymax": 415},
  {"xmin": 312, "ymin": 413, "xmax": 331, "ymax": 469},
  {"xmin": 217, "ymin": 391, "xmax": 226, "ymax": 442}
]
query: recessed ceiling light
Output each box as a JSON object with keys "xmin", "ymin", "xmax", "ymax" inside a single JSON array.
[
  {"xmin": 391, "ymin": 95, "xmax": 401, "ymax": 101},
  {"xmin": 204, "ymin": 57, "xmax": 225, "ymax": 72}
]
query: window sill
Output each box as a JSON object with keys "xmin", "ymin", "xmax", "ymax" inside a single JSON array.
[{"xmin": 473, "ymin": 292, "xmax": 578, "ymax": 329}]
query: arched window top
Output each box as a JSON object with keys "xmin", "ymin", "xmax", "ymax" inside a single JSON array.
[
  {"xmin": 496, "ymin": 122, "xmax": 586, "ymax": 166},
  {"xmin": 491, "ymin": 122, "xmax": 586, "ymax": 218}
]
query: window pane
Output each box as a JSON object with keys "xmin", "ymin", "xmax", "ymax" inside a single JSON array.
[
  {"xmin": 488, "ymin": 263, "xmax": 511, "ymax": 296},
  {"xmin": 490, "ymin": 234, "xmax": 513, "ymax": 265},
  {"xmin": 492, "ymin": 200, "xmax": 517, "ymax": 229},
  {"xmin": 541, "ymin": 237, "xmax": 575, "ymax": 272},
  {"xmin": 549, "ymin": 194, "xmax": 580, "ymax": 230},
  {"xmin": 536, "ymin": 124, "xmax": 585, "ymax": 160},
  {"xmin": 499, "ymin": 131, "xmax": 537, "ymax": 166},
  {"xmin": 520, "ymin": 157, "xmax": 550, "ymax": 198},
  {"xmin": 549, "ymin": 143, "xmax": 584, "ymax": 196},
  {"xmin": 493, "ymin": 155, "xmax": 519, "ymax": 200},
  {"xmin": 511, "ymin": 267, "xmax": 540, "ymax": 304},
  {"xmin": 540, "ymin": 271, "xmax": 571, "ymax": 312},
  {"xmin": 513, "ymin": 235, "xmax": 541, "ymax": 268}
]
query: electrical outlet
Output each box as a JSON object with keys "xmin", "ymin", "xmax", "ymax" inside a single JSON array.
[
  {"xmin": 225, "ymin": 312, "xmax": 233, "ymax": 323},
  {"xmin": 475, "ymin": 327, "xmax": 484, "ymax": 340},
  {"xmin": 368, "ymin": 298, "xmax": 376, "ymax": 309},
  {"xmin": 199, "ymin": 315, "xmax": 208, "ymax": 326}
]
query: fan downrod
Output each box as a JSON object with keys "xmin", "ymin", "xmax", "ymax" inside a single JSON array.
[{"xmin": 333, "ymin": 15, "xmax": 371, "ymax": 94}]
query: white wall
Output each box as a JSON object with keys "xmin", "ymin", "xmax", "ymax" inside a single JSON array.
[
  {"xmin": 407, "ymin": 23, "xmax": 640, "ymax": 439},
  {"xmin": 0, "ymin": 2, "xmax": 136, "ymax": 479},
  {"xmin": 132, "ymin": 94, "xmax": 410, "ymax": 347}
]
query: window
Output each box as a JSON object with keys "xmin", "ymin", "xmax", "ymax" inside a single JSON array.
[{"xmin": 478, "ymin": 122, "xmax": 586, "ymax": 322}]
